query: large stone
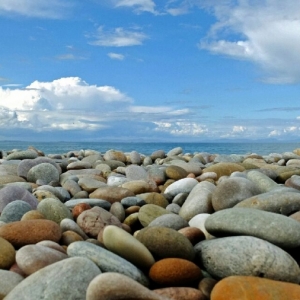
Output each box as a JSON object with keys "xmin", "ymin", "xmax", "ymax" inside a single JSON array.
[
  {"xmin": 103, "ymin": 150, "xmax": 127, "ymax": 163},
  {"xmin": 67, "ymin": 241, "xmax": 149, "ymax": 286},
  {"xmin": 148, "ymin": 214, "xmax": 189, "ymax": 230},
  {"xmin": 136, "ymin": 226, "xmax": 195, "ymax": 261},
  {"xmin": 165, "ymin": 165, "xmax": 188, "ymax": 180},
  {"xmin": 205, "ymin": 207, "xmax": 300, "ymax": 248},
  {"xmin": 0, "ymin": 237, "xmax": 15, "ymax": 269},
  {"xmin": 202, "ymin": 163, "xmax": 245, "ymax": 180},
  {"xmin": 5, "ymin": 257, "xmax": 101, "ymax": 300},
  {"xmin": 211, "ymin": 276, "xmax": 300, "ymax": 300},
  {"xmin": 125, "ymin": 165, "xmax": 148, "ymax": 181},
  {"xmin": 164, "ymin": 178, "xmax": 198, "ymax": 197},
  {"xmin": 89, "ymin": 186, "xmax": 135, "ymax": 203},
  {"xmin": 27, "ymin": 163, "xmax": 60, "ymax": 184},
  {"xmin": 179, "ymin": 181, "xmax": 215, "ymax": 221},
  {"xmin": 0, "ymin": 270, "xmax": 24, "ymax": 299},
  {"xmin": 0, "ymin": 200, "xmax": 32, "ymax": 223},
  {"xmin": 138, "ymin": 204, "xmax": 172, "ymax": 227},
  {"xmin": 6, "ymin": 150, "xmax": 38, "ymax": 160},
  {"xmin": 246, "ymin": 170, "xmax": 278, "ymax": 193},
  {"xmin": 195, "ymin": 236, "xmax": 300, "ymax": 283}
]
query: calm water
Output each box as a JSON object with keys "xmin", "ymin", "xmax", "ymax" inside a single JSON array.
[{"xmin": 1, "ymin": 141, "xmax": 300, "ymax": 156}]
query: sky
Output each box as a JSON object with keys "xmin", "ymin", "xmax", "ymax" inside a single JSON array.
[{"xmin": 0, "ymin": 0, "xmax": 300, "ymax": 142}]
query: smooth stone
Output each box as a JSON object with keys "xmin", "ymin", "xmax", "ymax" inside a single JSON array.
[
  {"xmin": 147, "ymin": 166, "xmax": 166, "ymax": 185},
  {"xmin": 0, "ymin": 219, "xmax": 61, "ymax": 248},
  {"xmin": 167, "ymin": 147, "xmax": 183, "ymax": 156},
  {"xmin": 149, "ymin": 258, "xmax": 202, "ymax": 286},
  {"xmin": 67, "ymin": 241, "xmax": 149, "ymax": 286},
  {"xmin": 103, "ymin": 150, "xmax": 127, "ymax": 162},
  {"xmin": 16, "ymin": 244, "xmax": 68, "ymax": 275},
  {"xmin": 246, "ymin": 170, "xmax": 278, "ymax": 193},
  {"xmin": 36, "ymin": 240, "xmax": 67, "ymax": 254},
  {"xmin": 164, "ymin": 178, "xmax": 198, "ymax": 197},
  {"xmin": 143, "ymin": 156, "xmax": 153, "ymax": 166},
  {"xmin": 33, "ymin": 190, "xmax": 60, "ymax": 202},
  {"xmin": 37, "ymin": 198, "xmax": 73, "ymax": 224},
  {"xmin": 64, "ymin": 198, "xmax": 111, "ymax": 210},
  {"xmin": 62, "ymin": 179, "xmax": 82, "ymax": 196},
  {"xmin": 76, "ymin": 207, "xmax": 122, "ymax": 238},
  {"xmin": 78, "ymin": 177, "xmax": 107, "ymax": 193},
  {"xmin": 148, "ymin": 214, "xmax": 189, "ymax": 230},
  {"xmin": 67, "ymin": 161, "xmax": 92, "ymax": 170},
  {"xmin": 195, "ymin": 236, "xmax": 300, "ymax": 283},
  {"xmin": 6, "ymin": 150, "xmax": 38, "ymax": 160},
  {"xmin": 138, "ymin": 204, "xmax": 172, "ymax": 227},
  {"xmin": 123, "ymin": 212, "xmax": 139, "ymax": 227},
  {"xmin": 136, "ymin": 226, "xmax": 195, "ymax": 261},
  {"xmin": 205, "ymin": 207, "xmax": 300, "ymax": 248},
  {"xmin": 0, "ymin": 200, "xmax": 32, "ymax": 223},
  {"xmin": 285, "ymin": 175, "xmax": 300, "ymax": 191},
  {"xmin": 27, "ymin": 163, "xmax": 60, "ymax": 185},
  {"xmin": 121, "ymin": 180, "xmax": 151, "ymax": 194},
  {"xmin": 129, "ymin": 151, "xmax": 142, "ymax": 164},
  {"xmin": 0, "ymin": 185, "xmax": 38, "ymax": 213},
  {"xmin": 172, "ymin": 192, "xmax": 188, "ymax": 206},
  {"xmin": 109, "ymin": 202, "xmax": 125, "ymax": 222},
  {"xmin": 154, "ymin": 287, "xmax": 205, "ymax": 300},
  {"xmin": 211, "ymin": 177, "xmax": 260, "ymax": 211},
  {"xmin": 121, "ymin": 196, "xmax": 141, "ymax": 207},
  {"xmin": 89, "ymin": 186, "xmax": 135, "ymax": 203},
  {"xmin": 0, "ymin": 237, "xmax": 15, "ymax": 269},
  {"xmin": 165, "ymin": 165, "xmax": 188, "ymax": 180},
  {"xmin": 60, "ymin": 230, "xmax": 84, "ymax": 245},
  {"xmin": 86, "ymin": 272, "xmax": 166, "ymax": 300},
  {"xmin": 21, "ymin": 210, "xmax": 45, "ymax": 221},
  {"xmin": 202, "ymin": 163, "xmax": 245, "ymax": 180},
  {"xmin": 150, "ymin": 150, "xmax": 166, "ymax": 160},
  {"xmin": 106, "ymin": 174, "xmax": 129, "ymax": 186},
  {"xmin": 189, "ymin": 214, "xmax": 214, "ymax": 239},
  {"xmin": 139, "ymin": 192, "xmax": 169, "ymax": 208},
  {"xmin": 103, "ymin": 225, "xmax": 155, "ymax": 269},
  {"xmin": 211, "ymin": 276, "xmax": 300, "ymax": 300},
  {"xmin": 166, "ymin": 203, "xmax": 181, "ymax": 214},
  {"xmin": 60, "ymin": 218, "xmax": 89, "ymax": 239},
  {"xmin": 0, "ymin": 175, "xmax": 26, "ymax": 185},
  {"xmin": 179, "ymin": 181, "xmax": 215, "ymax": 221},
  {"xmin": 125, "ymin": 165, "xmax": 148, "ymax": 181},
  {"xmin": 5, "ymin": 257, "xmax": 101, "ymax": 300},
  {"xmin": 0, "ymin": 270, "xmax": 24, "ymax": 299},
  {"xmin": 178, "ymin": 227, "xmax": 206, "ymax": 245},
  {"xmin": 235, "ymin": 190, "xmax": 300, "ymax": 215},
  {"xmin": 198, "ymin": 277, "xmax": 217, "ymax": 299},
  {"xmin": 169, "ymin": 161, "xmax": 203, "ymax": 176}
]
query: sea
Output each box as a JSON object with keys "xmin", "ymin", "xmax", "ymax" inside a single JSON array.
[{"xmin": 1, "ymin": 141, "xmax": 300, "ymax": 156}]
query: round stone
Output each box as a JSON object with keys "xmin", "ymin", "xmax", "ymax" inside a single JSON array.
[
  {"xmin": 27, "ymin": 163, "xmax": 60, "ymax": 185},
  {"xmin": 153, "ymin": 287, "xmax": 205, "ymax": 300},
  {"xmin": 148, "ymin": 214, "xmax": 189, "ymax": 230},
  {"xmin": 0, "ymin": 237, "xmax": 16, "ymax": 269},
  {"xmin": 138, "ymin": 204, "xmax": 172, "ymax": 227},
  {"xmin": 0, "ymin": 270, "xmax": 24, "ymax": 299},
  {"xmin": 0, "ymin": 200, "xmax": 32, "ymax": 223},
  {"xmin": 165, "ymin": 165, "xmax": 188, "ymax": 180}
]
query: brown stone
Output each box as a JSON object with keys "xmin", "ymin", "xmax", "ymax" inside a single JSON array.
[
  {"xmin": 154, "ymin": 287, "xmax": 206, "ymax": 300},
  {"xmin": 178, "ymin": 227, "xmax": 205, "ymax": 245},
  {"xmin": 0, "ymin": 237, "xmax": 15, "ymax": 269},
  {"xmin": 89, "ymin": 186, "xmax": 134, "ymax": 204},
  {"xmin": 198, "ymin": 277, "xmax": 217, "ymax": 299},
  {"xmin": 211, "ymin": 276, "xmax": 300, "ymax": 300},
  {"xmin": 60, "ymin": 230, "xmax": 84, "ymax": 246},
  {"xmin": 165, "ymin": 165, "xmax": 188, "ymax": 180},
  {"xmin": 21, "ymin": 210, "xmax": 46, "ymax": 221},
  {"xmin": 0, "ymin": 219, "xmax": 61, "ymax": 248},
  {"xmin": 202, "ymin": 163, "xmax": 245, "ymax": 180},
  {"xmin": 72, "ymin": 203, "xmax": 91, "ymax": 220}
]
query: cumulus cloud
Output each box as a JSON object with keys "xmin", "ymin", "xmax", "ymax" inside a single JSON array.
[
  {"xmin": 199, "ymin": 0, "xmax": 300, "ymax": 84},
  {"xmin": 89, "ymin": 26, "xmax": 148, "ymax": 47},
  {"xmin": 112, "ymin": 0, "xmax": 157, "ymax": 14},
  {"xmin": 107, "ymin": 52, "xmax": 125, "ymax": 60},
  {"xmin": 0, "ymin": 0, "xmax": 72, "ymax": 18},
  {"xmin": 154, "ymin": 121, "xmax": 208, "ymax": 136}
]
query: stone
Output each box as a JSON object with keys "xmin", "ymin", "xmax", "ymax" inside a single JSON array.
[
  {"xmin": 179, "ymin": 181, "xmax": 215, "ymax": 221},
  {"xmin": 169, "ymin": 161, "xmax": 203, "ymax": 176},
  {"xmin": 147, "ymin": 166, "xmax": 166, "ymax": 185},
  {"xmin": 235, "ymin": 190, "xmax": 300, "ymax": 215},
  {"xmin": 129, "ymin": 151, "xmax": 142, "ymax": 164},
  {"xmin": 0, "ymin": 270, "xmax": 24, "ymax": 299},
  {"xmin": 246, "ymin": 170, "xmax": 278, "ymax": 193},
  {"xmin": 109, "ymin": 202, "xmax": 125, "ymax": 222},
  {"xmin": 67, "ymin": 241, "xmax": 149, "ymax": 286},
  {"xmin": 164, "ymin": 178, "xmax": 198, "ymax": 197},
  {"xmin": 0, "ymin": 200, "xmax": 32, "ymax": 223},
  {"xmin": 150, "ymin": 150, "xmax": 166, "ymax": 160},
  {"xmin": 210, "ymin": 276, "xmax": 300, "ymax": 300},
  {"xmin": 0, "ymin": 175, "xmax": 26, "ymax": 185},
  {"xmin": 36, "ymin": 240, "xmax": 67, "ymax": 254},
  {"xmin": 202, "ymin": 163, "xmax": 245, "ymax": 180},
  {"xmin": 16, "ymin": 244, "xmax": 68, "ymax": 275},
  {"xmin": 67, "ymin": 161, "xmax": 92, "ymax": 170},
  {"xmin": 195, "ymin": 236, "xmax": 300, "ymax": 283},
  {"xmin": 212, "ymin": 177, "xmax": 260, "ymax": 211},
  {"xmin": 4, "ymin": 257, "xmax": 101, "ymax": 300},
  {"xmin": 33, "ymin": 190, "xmax": 60, "ymax": 202},
  {"xmin": 21, "ymin": 210, "xmax": 45, "ymax": 221},
  {"xmin": 205, "ymin": 207, "xmax": 300, "ymax": 248},
  {"xmin": 154, "ymin": 287, "xmax": 206, "ymax": 300},
  {"xmin": 198, "ymin": 277, "xmax": 217, "ymax": 299},
  {"xmin": 103, "ymin": 225, "xmax": 155, "ymax": 269},
  {"xmin": 285, "ymin": 175, "xmax": 300, "ymax": 191},
  {"xmin": 60, "ymin": 230, "xmax": 84, "ymax": 245},
  {"xmin": 62, "ymin": 179, "xmax": 82, "ymax": 197},
  {"xmin": 0, "ymin": 219, "xmax": 61, "ymax": 248},
  {"xmin": 37, "ymin": 198, "xmax": 73, "ymax": 224},
  {"xmin": 78, "ymin": 177, "xmax": 107, "ymax": 193},
  {"xmin": 6, "ymin": 150, "xmax": 38, "ymax": 160},
  {"xmin": 27, "ymin": 163, "xmax": 60, "ymax": 184},
  {"xmin": 121, "ymin": 180, "xmax": 151, "ymax": 194},
  {"xmin": 167, "ymin": 147, "xmax": 183, "ymax": 156},
  {"xmin": 60, "ymin": 218, "xmax": 88, "ymax": 239},
  {"xmin": 0, "ymin": 185, "xmax": 38, "ymax": 213},
  {"xmin": 0, "ymin": 237, "xmax": 15, "ymax": 269},
  {"xmin": 136, "ymin": 226, "xmax": 195, "ymax": 261},
  {"xmin": 165, "ymin": 165, "xmax": 188, "ymax": 180},
  {"xmin": 189, "ymin": 214, "xmax": 214, "ymax": 239},
  {"xmin": 103, "ymin": 150, "xmax": 127, "ymax": 162},
  {"xmin": 148, "ymin": 214, "xmax": 189, "ymax": 230},
  {"xmin": 65, "ymin": 198, "xmax": 111, "ymax": 210},
  {"xmin": 86, "ymin": 272, "xmax": 166, "ymax": 300},
  {"xmin": 89, "ymin": 186, "xmax": 135, "ymax": 203},
  {"xmin": 141, "ymin": 192, "xmax": 169, "ymax": 208},
  {"xmin": 138, "ymin": 204, "xmax": 172, "ymax": 227},
  {"xmin": 149, "ymin": 258, "xmax": 202, "ymax": 286},
  {"xmin": 178, "ymin": 227, "xmax": 206, "ymax": 245},
  {"xmin": 125, "ymin": 165, "xmax": 148, "ymax": 181}
]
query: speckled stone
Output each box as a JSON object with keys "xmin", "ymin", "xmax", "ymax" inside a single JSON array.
[
  {"xmin": 0, "ymin": 237, "xmax": 16, "ymax": 269},
  {"xmin": 153, "ymin": 287, "xmax": 205, "ymax": 300},
  {"xmin": 37, "ymin": 198, "xmax": 73, "ymax": 224},
  {"xmin": 138, "ymin": 204, "xmax": 172, "ymax": 227},
  {"xmin": 86, "ymin": 272, "xmax": 166, "ymax": 300},
  {"xmin": 148, "ymin": 214, "xmax": 189, "ymax": 230},
  {"xmin": 103, "ymin": 225, "xmax": 155, "ymax": 269},
  {"xmin": 211, "ymin": 276, "xmax": 300, "ymax": 300},
  {"xmin": 195, "ymin": 236, "xmax": 300, "ymax": 283},
  {"xmin": 0, "ymin": 200, "xmax": 32, "ymax": 223},
  {"xmin": 149, "ymin": 258, "xmax": 202, "ymax": 286},
  {"xmin": 60, "ymin": 218, "xmax": 89, "ymax": 239},
  {"xmin": 0, "ymin": 219, "xmax": 61, "ymax": 248},
  {"xmin": 205, "ymin": 207, "xmax": 300, "ymax": 248},
  {"xmin": 136, "ymin": 226, "xmax": 195, "ymax": 261},
  {"xmin": 5, "ymin": 257, "xmax": 101, "ymax": 300},
  {"xmin": 67, "ymin": 241, "xmax": 149, "ymax": 286},
  {"xmin": 21, "ymin": 210, "xmax": 45, "ymax": 221},
  {"xmin": 27, "ymin": 163, "xmax": 60, "ymax": 185}
]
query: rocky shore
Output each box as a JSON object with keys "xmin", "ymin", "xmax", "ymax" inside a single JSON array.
[{"xmin": 1, "ymin": 145, "xmax": 300, "ymax": 299}]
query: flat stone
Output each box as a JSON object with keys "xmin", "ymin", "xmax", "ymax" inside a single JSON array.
[
  {"xmin": 6, "ymin": 150, "xmax": 38, "ymax": 160},
  {"xmin": 89, "ymin": 186, "xmax": 135, "ymax": 204},
  {"xmin": 67, "ymin": 241, "xmax": 149, "ymax": 286},
  {"xmin": 211, "ymin": 276, "xmax": 300, "ymax": 300},
  {"xmin": 64, "ymin": 198, "xmax": 111, "ymax": 210},
  {"xmin": 195, "ymin": 236, "xmax": 300, "ymax": 283},
  {"xmin": 5, "ymin": 257, "xmax": 101, "ymax": 300},
  {"xmin": 103, "ymin": 225, "xmax": 155, "ymax": 269},
  {"xmin": 78, "ymin": 177, "xmax": 107, "ymax": 193},
  {"xmin": 205, "ymin": 207, "xmax": 300, "ymax": 248},
  {"xmin": 202, "ymin": 163, "xmax": 245, "ymax": 180},
  {"xmin": 169, "ymin": 161, "xmax": 203, "ymax": 176},
  {"xmin": 164, "ymin": 178, "xmax": 198, "ymax": 197},
  {"xmin": 121, "ymin": 180, "xmax": 151, "ymax": 194},
  {"xmin": 136, "ymin": 226, "xmax": 195, "ymax": 261},
  {"xmin": 148, "ymin": 214, "xmax": 189, "ymax": 230}
]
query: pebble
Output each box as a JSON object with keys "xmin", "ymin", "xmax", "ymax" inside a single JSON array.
[
  {"xmin": 67, "ymin": 241, "xmax": 149, "ymax": 286},
  {"xmin": 205, "ymin": 207, "xmax": 300, "ymax": 248},
  {"xmin": 148, "ymin": 214, "xmax": 189, "ymax": 230},
  {"xmin": 165, "ymin": 165, "xmax": 188, "ymax": 180},
  {"xmin": 0, "ymin": 200, "xmax": 32, "ymax": 223},
  {"xmin": 153, "ymin": 287, "xmax": 206, "ymax": 300},
  {"xmin": 164, "ymin": 178, "xmax": 198, "ymax": 197},
  {"xmin": 178, "ymin": 227, "xmax": 206, "ymax": 245},
  {"xmin": 195, "ymin": 236, "xmax": 300, "ymax": 283},
  {"xmin": 202, "ymin": 162, "xmax": 245, "ymax": 179},
  {"xmin": 5, "ymin": 257, "xmax": 101, "ymax": 300},
  {"xmin": 0, "ymin": 236, "xmax": 16, "ymax": 269},
  {"xmin": 138, "ymin": 204, "xmax": 172, "ymax": 227},
  {"xmin": 65, "ymin": 198, "xmax": 111, "ymax": 210},
  {"xmin": 211, "ymin": 276, "xmax": 300, "ymax": 300},
  {"xmin": 0, "ymin": 270, "xmax": 24, "ymax": 299},
  {"xmin": 89, "ymin": 186, "xmax": 135, "ymax": 203},
  {"xmin": 27, "ymin": 163, "xmax": 60, "ymax": 184}
]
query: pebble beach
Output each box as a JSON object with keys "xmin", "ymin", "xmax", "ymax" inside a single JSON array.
[{"xmin": 1, "ymin": 145, "xmax": 300, "ymax": 299}]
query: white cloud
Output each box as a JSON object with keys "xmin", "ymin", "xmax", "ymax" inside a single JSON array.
[
  {"xmin": 154, "ymin": 121, "xmax": 208, "ymax": 136},
  {"xmin": 107, "ymin": 53, "xmax": 125, "ymax": 60},
  {"xmin": 113, "ymin": 0, "xmax": 157, "ymax": 14},
  {"xmin": 89, "ymin": 26, "xmax": 148, "ymax": 47},
  {"xmin": 232, "ymin": 126, "xmax": 246, "ymax": 133},
  {"xmin": 0, "ymin": 0, "xmax": 72, "ymax": 18},
  {"xmin": 199, "ymin": 0, "xmax": 300, "ymax": 83}
]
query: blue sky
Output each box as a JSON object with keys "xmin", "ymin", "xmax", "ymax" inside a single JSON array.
[{"xmin": 0, "ymin": 0, "xmax": 300, "ymax": 142}]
